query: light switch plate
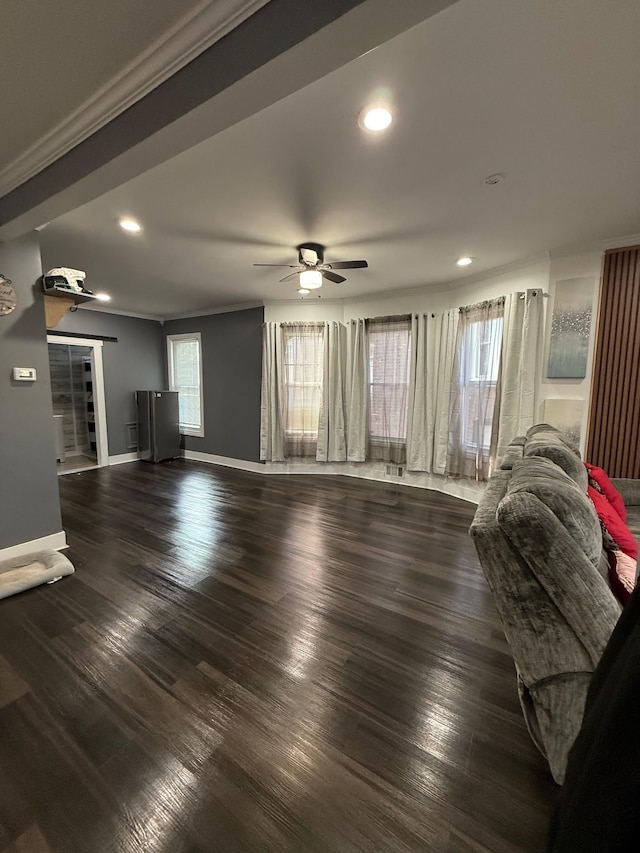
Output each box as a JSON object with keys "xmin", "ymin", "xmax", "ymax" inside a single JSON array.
[{"xmin": 13, "ymin": 367, "xmax": 37, "ymax": 381}]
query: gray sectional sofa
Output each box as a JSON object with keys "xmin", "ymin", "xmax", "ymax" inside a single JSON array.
[{"xmin": 470, "ymin": 424, "xmax": 639, "ymax": 783}]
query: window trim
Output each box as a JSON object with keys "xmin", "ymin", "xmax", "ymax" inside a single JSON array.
[{"xmin": 166, "ymin": 332, "xmax": 204, "ymax": 438}]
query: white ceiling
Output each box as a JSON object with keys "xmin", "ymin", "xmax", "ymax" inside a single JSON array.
[{"xmin": 40, "ymin": 0, "xmax": 640, "ymax": 319}]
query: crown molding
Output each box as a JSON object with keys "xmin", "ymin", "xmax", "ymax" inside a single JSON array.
[
  {"xmin": 78, "ymin": 304, "xmax": 164, "ymax": 323},
  {"xmin": 335, "ymin": 252, "xmax": 551, "ymax": 305},
  {"xmin": 263, "ymin": 297, "xmax": 345, "ymax": 306},
  {"xmin": 0, "ymin": 0, "xmax": 270, "ymax": 198},
  {"xmin": 437, "ymin": 251, "xmax": 551, "ymax": 293},
  {"xmin": 162, "ymin": 301, "xmax": 265, "ymax": 321},
  {"xmin": 70, "ymin": 238, "xmax": 635, "ymax": 323}
]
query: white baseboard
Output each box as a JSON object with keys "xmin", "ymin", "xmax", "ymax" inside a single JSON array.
[
  {"xmin": 183, "ymin": 450, "xmax": 265, "ymax": 472},
  {"xmin": 109, "ymin": 452, "xmax": 140, "ymax": 465},
  {"xmin": 184, "ymin": 453, "xmax": 483, "ymax": 504},
  {"xmin": 260, "ymin": 461, "xmax": 481, "ymax": 503},
  {"xmin": 0, "ymin": 530, "xmax": 68, "ymax": 561}
]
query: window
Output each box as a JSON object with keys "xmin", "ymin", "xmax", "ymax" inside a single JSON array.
[
  {"xmin": 167, "ymin": 333, "xmax": 204, "ymax": 437},
  {"xmin": 460, "ymin": 316, "xmax": 502, "ymax": 451},
  {"xmin": 366, "ymin": 315, "xmax": 411, "ymax": 462},
  {"xmin": 446, "ymin": 300, "xmax": 504, "ymax": 481},
  {"xmin": 282, "ymin": 324, "xmax": 324, "ymax": 457}
]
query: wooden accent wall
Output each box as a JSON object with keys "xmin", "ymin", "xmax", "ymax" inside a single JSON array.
[{"xmin": 586, "ymin": 247, "xmax": 640, "ymax": 477}]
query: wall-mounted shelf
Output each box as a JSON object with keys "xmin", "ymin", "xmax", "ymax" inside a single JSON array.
[
  {"xmin": 42, "ymin": 286, "xmax": 95, "ymax": 328},
  {"xmin": 43, "ymin": 286, "xmax": 95, "ymax": 304},
  {"xmin": 42, "ymin": 284, "xmax": 95, "ymax": 329}
]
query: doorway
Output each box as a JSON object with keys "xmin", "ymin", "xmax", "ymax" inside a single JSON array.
[{"xmin": 47, "ymin": 336, "xmax": 109, "ymax": 474}]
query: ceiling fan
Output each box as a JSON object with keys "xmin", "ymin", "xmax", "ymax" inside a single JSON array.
[{"xmin": 253, "ymin": 242, "xmax": 368, "ymax": 288}]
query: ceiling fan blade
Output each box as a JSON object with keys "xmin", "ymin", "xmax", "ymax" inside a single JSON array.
[
  {"xmin": 322, "ymin": 270, "xmax": 346, "ymax": 284},
  {"xmin": 326, "ymin": 260, "xmax": 368, "ymax": 270},
  {"xmin": 300, "ymin": 247, "xmax": 319, "ymax": 265},
  {"xmin": 279, "ymin": 271, "xmax": 302, "ymax": 283},
  {"xmin": 253, "ymin": 263, "xmax": 299, "ymax": 268}
]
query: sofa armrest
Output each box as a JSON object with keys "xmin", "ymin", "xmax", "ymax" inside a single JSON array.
[
  {"xmin": 497, "ymin": 491, "xmax": 621, "ymax": 667},
  {"xmin": 611, "ymin": 478, "xmax": 640, "ymax": 507}
]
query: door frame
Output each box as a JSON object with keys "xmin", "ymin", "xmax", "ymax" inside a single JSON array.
[{"xmin": 47, "ymin": 335, "xmax": 109, "ymax": 468}]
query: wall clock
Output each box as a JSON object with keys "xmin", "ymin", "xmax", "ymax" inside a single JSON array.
[{"xmin": 0, "ymin": 275, "xmax": 16, "ymax": 315}]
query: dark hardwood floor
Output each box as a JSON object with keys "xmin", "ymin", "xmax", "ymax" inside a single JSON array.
[{"xmin": 0, "ymin": 461, "xmax": 556, "ymax": 852}]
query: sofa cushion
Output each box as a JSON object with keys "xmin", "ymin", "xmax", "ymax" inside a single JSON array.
[
  {"xmin": 626, "ymin": 505, "xmax": 640, "ymax": 541},
  {"xmin": 524, "ymin": 433, "xmax": 589, "ymax": 492},
  {"xmin": 525, "ymin": 671, "xmax": 594, "ymax": 785},
  {"xmin": 507, "ymin": 456, "xmax": 601, "ymax": 566},
  {"xmin": 500, "ymin": 442, "xmax": 525, "ymax": 470},
  {"xmin": 526, "ymin": 423, "xmax": 579, "ymax": 452},
  {"xmin": 596, "ymin": 548, "xmax": 612, "ymax": 584},
  {"xmin": 611, "ymin": 478, "xmax": 640, "ymax": 508}
]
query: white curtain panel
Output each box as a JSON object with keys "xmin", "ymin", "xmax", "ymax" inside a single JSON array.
[
  {"xmin": 432, "ymin": 309, "xmax": 460, "ymax": 475},
  {"xmin": 495, "ymin": 289, "xmax": 543, "ymax": 461},
  {"xmin": 317, "ymin": 321, "xmax": 347, "ymax": 462},
  {"xmin": 446, "ymin": 298, "xmax": 504, "ymax": 481},
  {"xmin": 346, "ymin": 318, "xmax": 368, "ymax": 462},
  {"xmin": 260, "ymin": 322, "xmax": 285, "ymax": 461},
  {"xmin": 407, "ymin": 312, "xmax": 439, "ymax": 471}
]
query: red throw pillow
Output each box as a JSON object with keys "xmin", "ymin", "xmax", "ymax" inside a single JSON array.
[
  {"xmin": 588, "ymin": 486, "xmax": 638, "ymax": 559},
  {"xmin": 585, "ymin": 463, "xmax": 627, "ymax": 522}
]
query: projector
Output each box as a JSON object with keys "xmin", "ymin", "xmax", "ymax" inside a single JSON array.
[{"xmin": 43, "ymin": 267, "xmax": 92, "ymax": 294}]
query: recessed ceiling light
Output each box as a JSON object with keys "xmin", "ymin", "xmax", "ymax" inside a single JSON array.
[
  {"xmin": 95, "ymin": 292, "xmax": 111, "ymax": 302},
  {"xmin": 360, "ymin": 105, "xmax": 393, "ymax": 132},
  {"xmin": 456, "ymin": 257, "xmax": 474, "ymax": 267},
  {"xmin": 297, "ymin": 287, "xmax": 310, "ymax": 295},
  {"xmin": 119, "ymin": 217, "xmax": 142, "ymax": 234}
]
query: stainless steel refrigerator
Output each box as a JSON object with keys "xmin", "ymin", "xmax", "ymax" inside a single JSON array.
[{"xmin": 136, "ymin": 390, "xmax": 180, "ymax": 462}]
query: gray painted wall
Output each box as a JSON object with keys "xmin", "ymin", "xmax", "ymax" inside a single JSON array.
[
  {"xmin": 164, "ymin": 306, "xmax": 263, "ymax": 462},
  {"xmin": 56, "ymin": 310, "xmax": 165, "ymax": 456},
  {"xmin": 0, "ymin": 233, "xmax": 62, "ymax": 549}
]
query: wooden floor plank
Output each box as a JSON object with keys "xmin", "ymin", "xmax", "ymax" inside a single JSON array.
[{"xmin": 0, "ymin": 460, "xmax": 556, "ymax": 851}]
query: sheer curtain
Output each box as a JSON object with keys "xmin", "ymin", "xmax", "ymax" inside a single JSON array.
[
  {"xmin": 317, "ymin": 321, "xmax": 347, "ymax": 462},
  {"xmin": 407, "ymin": 313, "xmax": 438, "ymax": 471},
  {"xmin": 346, "ymin": 318, "xmax": 368, "ymax": 462},
  {"xmin": 494, "ymin": 289, "xmax": 543, "ymax": 462},
  {"xmin": 446, "ymin": 298, "xmax": 505, "ymax": 481},
  {"xmin": 366, "ymin": 315, "xmax": 411, "ymax": 464},
  {"xmin": 282, "ymin": 323, "xmax": 324, "ymax": 458},
  {"xmin": 260, "ymin": 322, "xmax": 285, "ymax": 461},
  {"xmin": 433, "ymin": 309, "xmax": 460, "ymax": 475}
]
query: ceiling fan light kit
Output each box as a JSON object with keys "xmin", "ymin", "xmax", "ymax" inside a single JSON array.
[
  {"xmin": 253, "ymin": 243, "xmax": 368, "ymax": 292},
  {"xmin": 299, "ymin": 269, "xmax": 322, "ymax": 289}
]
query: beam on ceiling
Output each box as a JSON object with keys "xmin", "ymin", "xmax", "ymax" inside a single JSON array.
[{"xmin": 0, "ymin": 0, "xmax": 457, "ymax": 241}]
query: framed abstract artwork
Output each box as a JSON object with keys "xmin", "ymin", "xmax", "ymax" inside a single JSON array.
[{"xmin": 547, "ymin": 277, "xmax": 594, "ymax": 379}]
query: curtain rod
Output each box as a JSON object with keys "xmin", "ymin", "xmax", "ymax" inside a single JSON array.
[{"xmin": 47, "ymin": 330, "xmax": 118, "ymax": 342}]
